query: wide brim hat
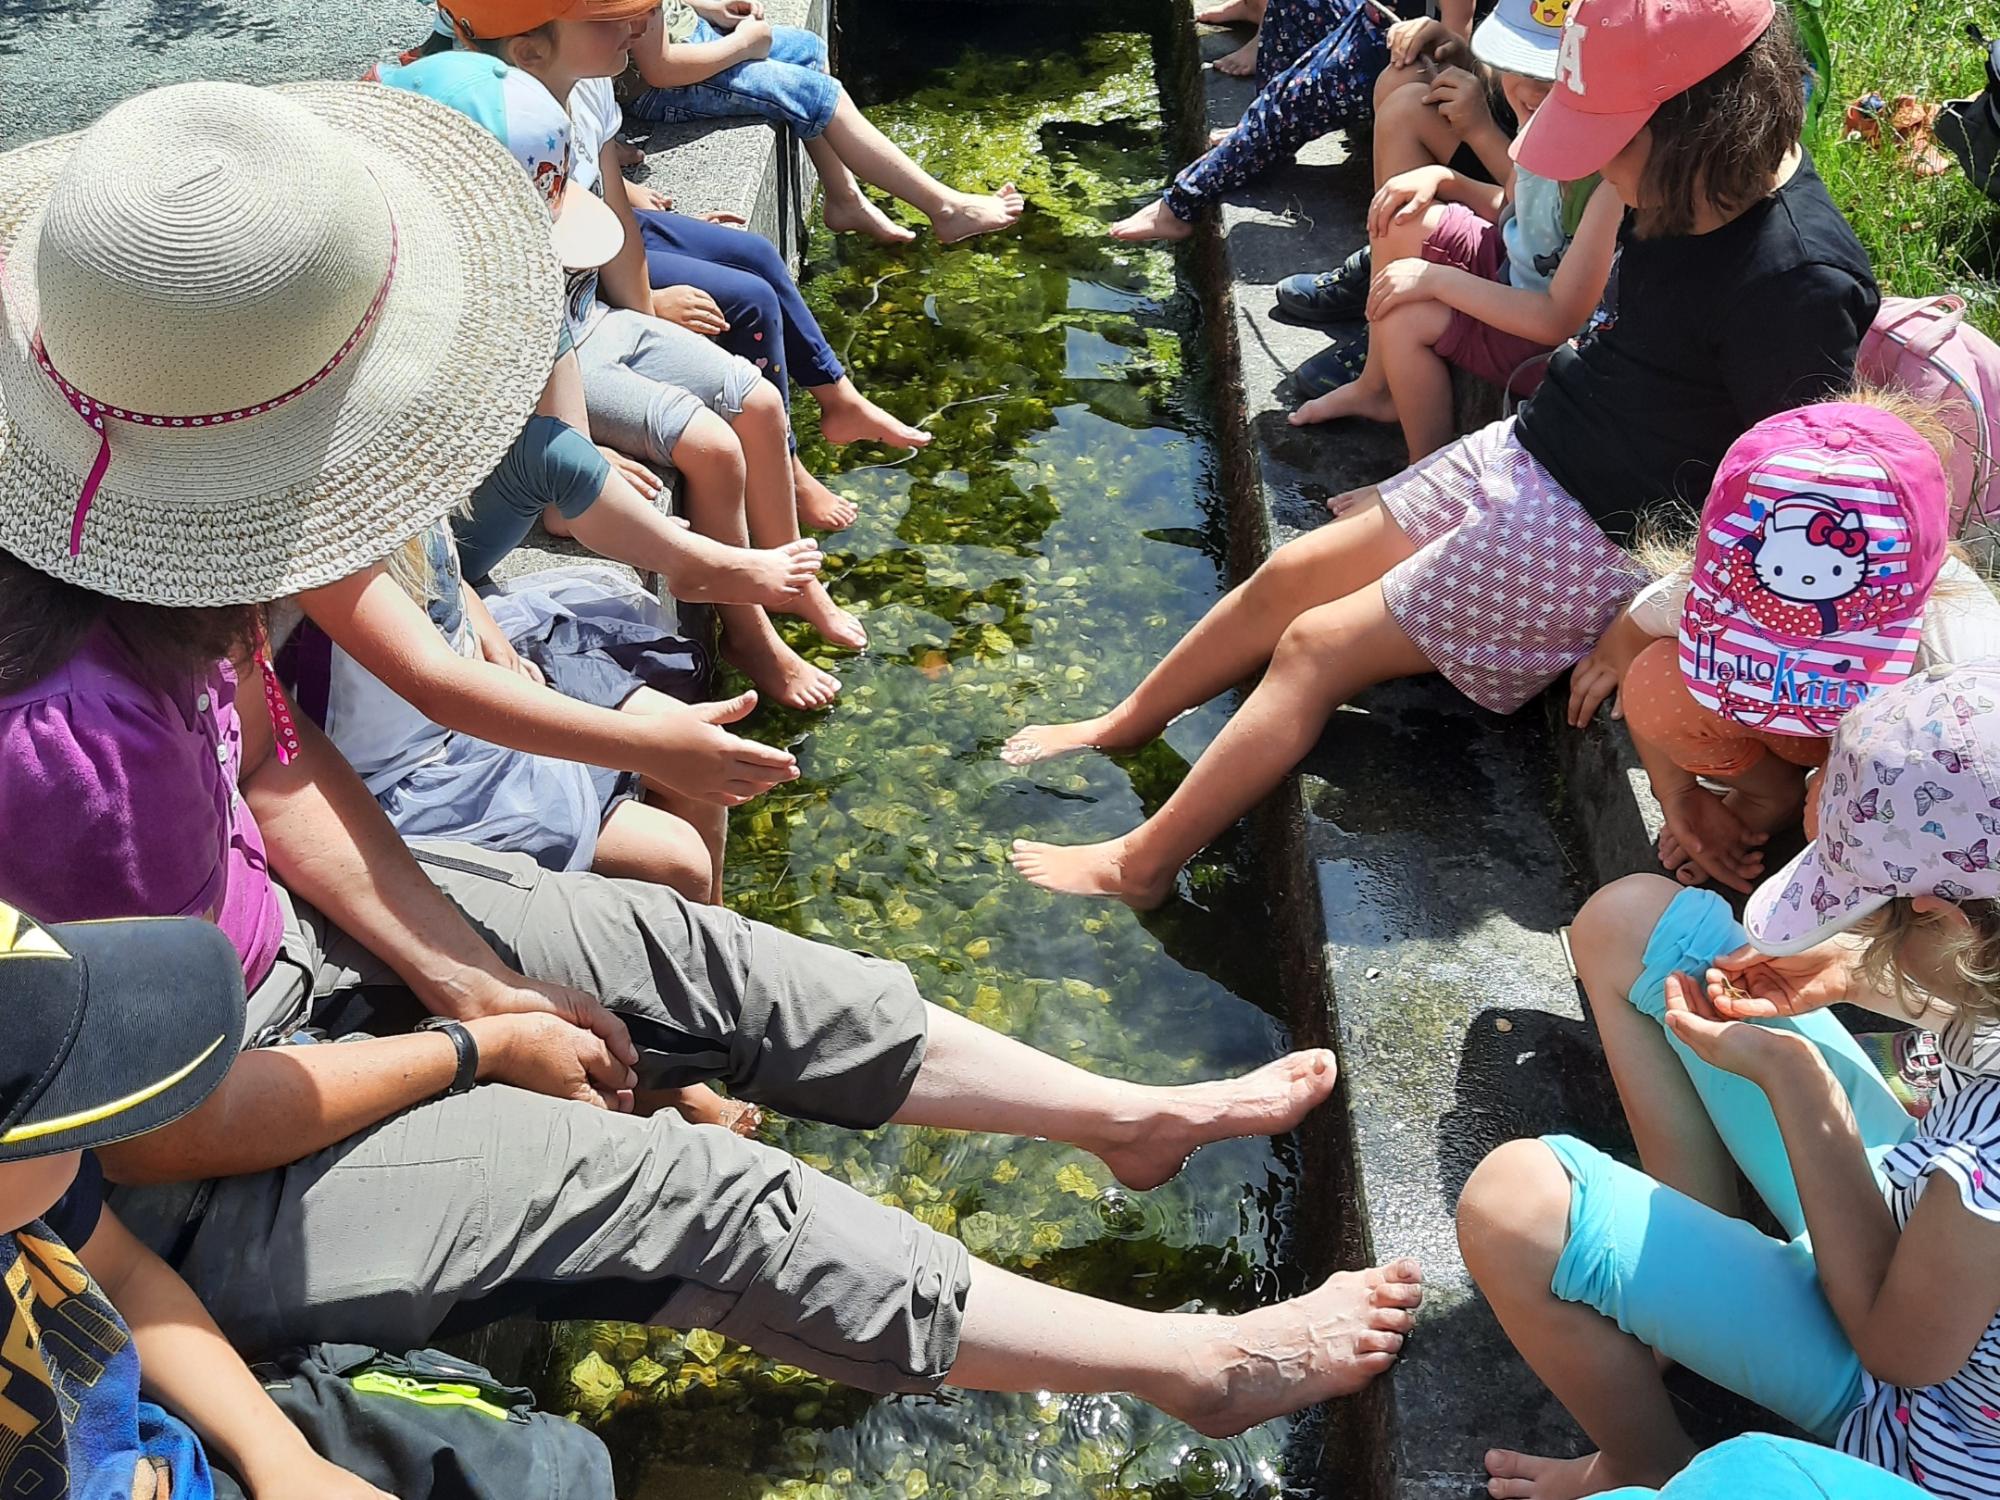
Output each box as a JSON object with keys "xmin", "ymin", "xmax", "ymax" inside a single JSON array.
[
  {"xmin": 0, "ymin": 906, "xmax": 245, "ymax": 1164},
  {"xmin": 555, "ymin": 179, "xmax": 626, "ymax": 271},
  {"xmin": 0, "ymin": 80, "xmax": 564, "ymax": 607}
]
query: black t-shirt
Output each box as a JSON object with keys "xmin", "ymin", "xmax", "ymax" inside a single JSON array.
[
  {"xmin": 1514, "ymin": 153, "xmax": 1878, "ymax": 547},
  {"xmin": 45, "ymin": 1151, "xmax": 105, "ymax": 1247}
]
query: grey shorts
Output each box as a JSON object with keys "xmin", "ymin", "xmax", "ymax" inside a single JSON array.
[
  {"xmin": 575, "ymin": 307, "xmax": 765, "ymax": 467},
  {"xmin": 110, "ymin": 842, "xmax": 970, "ymax": 1394}
]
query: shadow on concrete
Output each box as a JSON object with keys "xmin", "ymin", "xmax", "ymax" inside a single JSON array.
[{"xmin": 126, "ymin": 0, "xmax": 283, "ymax": 53}]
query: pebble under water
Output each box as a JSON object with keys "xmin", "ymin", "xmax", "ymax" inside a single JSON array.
[{"xmin": 541, "ymin": 15, "xmax": 1324, "ymax": 1496}]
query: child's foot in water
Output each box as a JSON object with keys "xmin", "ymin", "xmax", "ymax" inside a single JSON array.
[
  {"xmin": 723, "ymin": 617, "xmax": 841, "ymax": 710},
  {"xmin": 931, "ymin": 185, "xmax": 1027, "ymax": 243},
  {"xmin": 794, "ymin": 465, "xmax": 860, "ymax": 531},
  {"xmin": 1109, "ymin": 200, "xmax": 1196, "ymax": 242},
  {"xmin": 780, "ymin": 579, "xmax": 869, "ymax": 651},
  {"xmin": 1215, "ymin": 37, "xmax": 1260, "ymax": 76},
  {"xmin": 1010, "ymin": 835, "xmax": 1174, "ymax": 909},
  {"xmin": 1290, "ymin": 381, "xmax": 1397, "ymax": 428},
  {"xmin": 1001, "ymin": 712, "xmax": 1144, "ymax": 766},
  {"xmin": 669, "ymin": 535, "xmax": 822, "ymax": 609},
  {"xmin": 824, "ymin": 192, "xmax": 917, "ymax": 245},
  {"xmin": 814, "ymin": 382, "xmax": 932, "ymax": 448}
]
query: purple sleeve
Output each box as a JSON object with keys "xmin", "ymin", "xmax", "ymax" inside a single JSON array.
[{"xmin": 0, "ymin": 685, "xmax": 227, "ymax": 928}]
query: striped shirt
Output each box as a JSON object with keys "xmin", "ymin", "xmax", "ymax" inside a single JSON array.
[{"xmin": 1839, "ymin": 1019, "xmax": 2000, "ymax": 1496}]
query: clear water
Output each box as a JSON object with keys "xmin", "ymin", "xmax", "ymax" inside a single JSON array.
[{"xmin": 542, "ymin": 15, "xmax": 1320, "ymax": 1496}]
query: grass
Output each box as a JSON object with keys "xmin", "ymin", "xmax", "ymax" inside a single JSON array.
[{"xmin": 1809, "ymin": 0, "xmax": 2000, "ymax": 333}]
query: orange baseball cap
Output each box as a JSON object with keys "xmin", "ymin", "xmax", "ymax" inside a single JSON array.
[{"xmin": 437, "ymin": 0, "xmax": 658, "ymax": 42}]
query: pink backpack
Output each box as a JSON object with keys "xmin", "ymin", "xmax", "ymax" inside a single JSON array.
[{"xmin": 1856, "ymin": 295, "xmax": 2000, "ymax": 542}]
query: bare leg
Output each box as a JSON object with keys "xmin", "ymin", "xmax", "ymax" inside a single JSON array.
[
  {"xmin": 1370, "ymin": 79, "xmax": 1463, "ymax": 189},
  {"xmin": 818, "ymin": 93, "xmax": 1024, "ymax": 243},
  {"xmin": 616, "ymin": 687, "xmax": 733, "ymax": 901},
  {"xmin": 566, "ymin": 414, "xmax": 822, "ymax": 607},
  {"xmin": 949, "ymin": 1256, "xmax": 1423, "ymax": 1437},
  {"xmin": 732, "ymin": 384, "xmax": 867, "ymax": 649},
  {"xmin": 1012, "ymin": 585, "xmax": 1431, "ymax": 906},
  {"xmin": 1109, "ymin": 199, "xmax": 1197, "ymax": 243},
  {"xmin": 1458, "ymin": 1140, "xmax": 1697, "ymax": 1498},
  {"xmin": 1719, "ymin": 754, "xmax": 1811, "ymax": 840},
  {"xmin": 895, "ymin": 1005, "xmax": 1342, "ymax": 1190},
  {"xmin": 593, "ymin": 796, "xmax": 715, "ymax": 903},
  {"xmin": 1376, "ymin": 299, "xmax": 1459, "ymax": 462},
  {"xmin": 805, "ymin": 376, "xmax": 932, "ymax": 448},
  {"xmin": 1195, "ymin": 0, "xmax": 1266, "ymax": 25},
  {"xmin": 807, "ymin": 135, "xmax": 918, "ymax": 246},
  {"xmin": 1002, "ymin": 497, "xmax": 1416, "ymax": 765}
]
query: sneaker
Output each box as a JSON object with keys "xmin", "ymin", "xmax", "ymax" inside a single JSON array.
[
  {"xmin": 1274, "ymin": 246, "xmax": 1371, "ymax": 325},
  {"xmin": 1292, "ymin": 328, "xmax": 1370, "ymax": 400}
]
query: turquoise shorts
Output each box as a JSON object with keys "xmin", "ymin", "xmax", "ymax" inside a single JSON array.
[
  {"xmin": 1598, "ymin": 1433, "xmax": 1929, "ymax": 1500},
  {"xmin": 1543, "ymin": 888, "xmax": 1918, "ymax": 1440}
]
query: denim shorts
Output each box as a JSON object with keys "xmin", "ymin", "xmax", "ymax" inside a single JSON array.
[{"xmin": 629, "ymin": 18, "xmax": 842, "ymax": 139}]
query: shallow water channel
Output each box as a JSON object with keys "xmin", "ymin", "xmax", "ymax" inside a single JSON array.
[{"xmin": 543, "ymin": 12, "xmax": 1326, "ymax": 1496}]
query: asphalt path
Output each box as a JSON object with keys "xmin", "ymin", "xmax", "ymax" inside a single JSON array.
[{"xmin": 1, "ymin": 0, "xmax": 424, "ymax": 146}]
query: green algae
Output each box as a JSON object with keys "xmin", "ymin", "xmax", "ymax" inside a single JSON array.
[{"xmin": 542, "ymin": 15, "xmax": 1314, "ymax": 1497}]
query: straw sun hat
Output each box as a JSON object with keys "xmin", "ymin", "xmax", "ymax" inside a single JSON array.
[{"xmin": 0, "ymin": 79, "xmax": 564, "ymax": 607}]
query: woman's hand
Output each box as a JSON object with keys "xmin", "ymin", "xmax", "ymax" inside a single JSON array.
[
  {"xmin": 626, "ymin": 181, "xmax": 674, "ymax": 214},
  {"xmin": 1366, "ymin": 257, "xmax": 1437, "ymax": 320},
  {"xmin": 468, "ymin": 1011, "xmax": 637, "ymax": 1111},
  {"xmin": 601, "ymin": 444, "xmax": 669, "ymax": 504},
  {"xmin": 637, "ymin": 690, "xmax": 800, "ymax": 805},
  {"xmin": 651, "ymin": 285, "xmax": 731, "ymax": 336},
  {"xmin": 1368, "ymin": 164, "xmax": 1451, "ymax": 238},
  {"xmin": 446, "ymin": 970, "xmax": 639, "ymax": 1096},
  {"xmin": 1704, "ymin": 942, "xmax": 1861, "ymax": 1021},
  {"xmin": 1663, "ymin": 969, "xmax": 1824, "ymax": 1086},
  {"xmin": 1424, "ymin": 66, "xmax": 1491, "ymax": 136}
]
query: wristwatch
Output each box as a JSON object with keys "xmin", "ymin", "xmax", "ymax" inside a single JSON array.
[{"xmin": 416, "ymin": 1018, "xmax": 480, "ymax": 1098}]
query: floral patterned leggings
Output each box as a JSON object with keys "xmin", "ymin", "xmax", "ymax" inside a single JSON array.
[{"xmin": 1164, "ymin": 0, "xmax": 1390, "ymax": 221}]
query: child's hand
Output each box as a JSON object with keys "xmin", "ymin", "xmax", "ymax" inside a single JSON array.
[
  {"xmin": 645, "ymin": 690, "xmax": 800, "ymax": 804},
  {"xmin": 1705, "ymin": 944, "xmax": 1859, "ymax": 1021},
  {"xmin": 1659, "ymin": 782, "xmax": 1768, "ymax": 894},
  {"xmin": 1366, "ymin": 257, "xmax": 1437, "ymax": 320},
  {"xmin": 1423, "ymin": 66, "xmax": 1491, "ymax": 136},
  {"xmin": 1566, "ymin": 648, "xmax": 1624, "ymax": 727},
  {"xmin": 1368, "ymin": 164, "xmax": 1451, "ymax": 238},
  {"xmin": 276, "ymin": 1455, "xmax": 397, "ymax": 1500},
  {"xmin": 601, "ymin": 445, "xmax": 668, "ymax": 503},
  {"xmin": 697, "ymin": 0, "xmax": 763, "ymax": 25},
  {"xmin": 478, "ymin": 630, "xmax": 546, "ymax": 687},
  {"xmin": 1662, "ymin": 969, "xmax": 1820, "ymax": 1085},
  {"xmin": 731, "ymin": 15, "xmax": 773, "ymax": 58},
  {"xmin": 626, "ymin": 182, "xmax": 674, "ymax": 213},
  {"xmin": 1386, "ymin": 17, "xmax": 1450, "ymax": 69},
  {"xmin": 704, "ymin": 210, "xmax": 750, "ymax": 228},
  {"xmin": 651, "ymin": 285, "xmax": 731, "ymax": 337}
]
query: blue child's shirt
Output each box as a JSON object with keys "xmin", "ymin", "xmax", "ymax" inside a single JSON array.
[{"xmin": 0, "ymin": 1155, "xmax": 212, "ymax": 1500}]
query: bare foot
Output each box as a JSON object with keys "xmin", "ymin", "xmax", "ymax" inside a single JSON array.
[
  {"xmin": 1195, "ymin": 0, "xmax": 1263, "ymax": 24},
  {"xmin": 931, "ymin": 185, "xmax": 1027, "ymax": 244},
  {"xmin": 1215, "ymin": 36, "xmax": 1260, "ymax": 76},
  {"xmin": 815, "ymin": 385, "xmax": 932, "ymax": 448},
  {"xmin": 1655, "ymin": 827, "xmax": 1705, "ymax": 887},
  {"xmin": 1001, "ymin": 713, "xmax": 1144, "ymax": 766},
  {"xmin": 1161, "ymin": 1260, "xmax": 1425, "ymax": 1437},
  {"xmin": 1290, "ymin": 381, "xmax": 1397, "ymax": 427},
  {"xmin": 1208, "ymin": 125, "xmax": 1236, "ymax": 147},
  {"xmin": 1010, "ymin": 834, "xmax": 1174, "ymax": 909},
  {"xmin": 647, "ymin": 1084, "xmax": 765, "ymax": 1138},
  {"xmin": 1484, "ymin": 1449, "xmax": 1657, "ymax": 1500},
  {"xmin": 1109, "ymin": 199, "xmax": 1196, "ymax": 242},
  {"xmin": 614, "ymin": 139, "xmax": 646, "ymax": 169},
  {"xmin": 722, "ymin": 619, "xmax": 842, "ymax": 710},
  {"xmin": 1093, "ymin": 1049, "xmax": 1341, "ymax": 1190},
  {"xmin": 823, "ymin": 193, "xmax": 917, "ymax": 245},
  {"xmin": 778, "ymin": 578, "xmax": 869, "ymax": 651},
  {"xmin": 794, "ymin": 466, "xmax": 860, "ymax": 531},
  {"xmin": 667, "ymin": 535, "xmax": 822, "ymax": 608}
]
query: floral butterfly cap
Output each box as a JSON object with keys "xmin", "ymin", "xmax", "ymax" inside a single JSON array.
[
  {"xmin": 1678, "ymin": 404, "xmax": 1950, "ymax": 743},
  {"xmin": 1747, "ymin": 661, "xmax": 2000, "ymax": 955}
]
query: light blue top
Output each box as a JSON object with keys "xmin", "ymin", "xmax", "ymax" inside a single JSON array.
[{"xmin": 1499, "ymin": 165, "xmax": 1566, "ymax": 296}]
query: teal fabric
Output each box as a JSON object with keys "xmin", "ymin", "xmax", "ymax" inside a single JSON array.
[{"xmin": 1597, "ymin": 1433, "xmax": 1929, "ymax": 1499}]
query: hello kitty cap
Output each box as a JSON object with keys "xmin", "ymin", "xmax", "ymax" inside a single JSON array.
[
  {"xmin": 1746, "ymin": 663, "xmax": 2000, "ymax": 955},
  {"xmin": 1677, "ymin": 403, "xmax": 1950, "ymax": 742},
  {"xmin": 1511, "ymin": 0, "xmax": 1776, "ymax": 180}
]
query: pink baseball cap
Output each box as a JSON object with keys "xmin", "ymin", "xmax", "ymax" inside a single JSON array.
[
  {"xmin": 1512, "ymin": 0, "xmax": 1777, "ymax": 181},
  {"xmin": 1746, "ymin": 662, "xmax": 2000, "ymax": 955},
  {"xmin": 1678, "ymin": 403, "xmax": 1951, "ymax": 740}
]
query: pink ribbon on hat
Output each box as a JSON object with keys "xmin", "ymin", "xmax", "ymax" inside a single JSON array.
[
  {"xmin": 22, "ymin": 218, "xmax": 400, "ymax": 557},
  {"xmin": 1804, "ymin": 510, "xmax": 1869, "ymax": 559}
]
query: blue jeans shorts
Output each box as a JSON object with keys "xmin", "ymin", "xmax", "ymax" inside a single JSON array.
[{"xmin": 630, "ymin": 18, "xmax": 842, "ymax": 139}]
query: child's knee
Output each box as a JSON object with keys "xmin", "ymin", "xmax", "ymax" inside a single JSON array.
[
  {"xmin": 1373, "ymin": 67, "xmax": 1429, "ymax": 113},
  {"xmin": 1376, "ymin": 299, "xmax": 1451, "ymax": 349},
  {"xmin": 1571, "ymin": 874, "xmax": 1684, "ymax": 976},
  {"xmin": 1457, "ymin": 1138, "xmax": 1572, "ymax": 1287},
  {"xmin": 737, "ymin": 378, "xmax": 790, "ymax": 434},
  {"xmin": 670, "ymin": 408, "xmax": 746, "ymax": 484}
]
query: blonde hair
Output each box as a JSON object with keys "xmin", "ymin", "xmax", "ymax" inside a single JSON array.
[{"xmin": 1853, "ymin": 898, "xmax": 2000, "ymax": 1027}]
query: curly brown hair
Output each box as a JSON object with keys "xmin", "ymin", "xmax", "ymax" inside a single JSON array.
[
  {"xmin": 0, "ymin": 550, "xmax": 261, "ymax": 694},
  {"xmin": 1633, "ymin": 10, "xmax": 1806, "ymax": 238}
]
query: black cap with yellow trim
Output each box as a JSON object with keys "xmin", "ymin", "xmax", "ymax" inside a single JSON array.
[{"xmin": 0, "ymin": 902, "xmax": 244, "ymax": 1164}]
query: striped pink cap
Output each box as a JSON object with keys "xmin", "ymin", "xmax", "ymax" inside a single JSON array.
[{"xmin": 1678, "ymin": 403, "xmax": 1951, "ymax": 740}]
